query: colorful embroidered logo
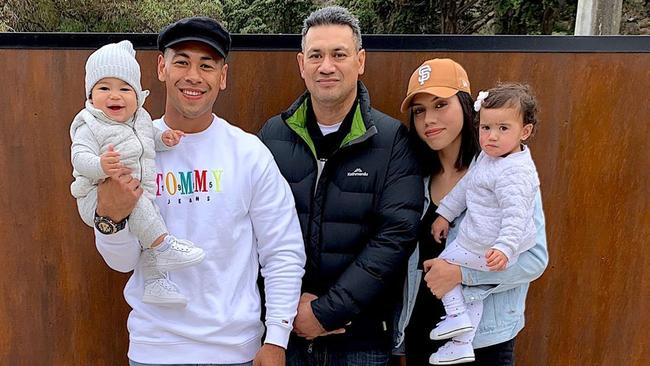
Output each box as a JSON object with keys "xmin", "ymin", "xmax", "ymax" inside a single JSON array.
[{"xmin": 155, "ymin": 169, "xmax": 224, "ymax": 205}]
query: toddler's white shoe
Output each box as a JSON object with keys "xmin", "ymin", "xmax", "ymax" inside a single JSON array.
[
  {"xmin": 429, "ymin": 341, "xmax": 475, "ymax": 365},
  {"xmin": 430, "ymin": 313, "xmax": 473, "ymax": 340},
  {"xmin": 145, "ymin": 236, "xmax": 205, "ymax": 272},
  {"xmin": 142, "ymin": 277, "xmax": 188, "ymax": 307}
]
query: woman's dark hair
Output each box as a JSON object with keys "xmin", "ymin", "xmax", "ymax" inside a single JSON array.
[{"xmin": 407, "ymin": 91, "xmax": 480, "ymax": 177}]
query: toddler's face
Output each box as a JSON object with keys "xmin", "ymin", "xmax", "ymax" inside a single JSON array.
[
  {"xmin": 90, "ymin": 77, "xmax": 137, "ymax": 123},
  {"xmin": 478, "ymin": 107, "xmax": 532, "ymax": 157}
]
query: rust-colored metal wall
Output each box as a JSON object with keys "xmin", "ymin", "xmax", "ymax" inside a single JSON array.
[{"xmin": 0, "ymin": 48, "xmax": 648, "ymax": 365}]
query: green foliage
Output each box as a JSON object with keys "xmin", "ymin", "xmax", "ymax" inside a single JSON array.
[
  {"xmin": 135, "ymin": 0, "xmax": 223, "ymax": 32},
  {"xmin": 493, "ymin": 0, "xmax": 577, "ymax": 34},
  {"xmin": 340, "ymin": 0, "xmax": 441, "ymax": 34},
  {"xmin": 1, "ymin": 0, "xmax": 223, "ymax": 32},
  {"xmin": 222, "ymin": 0, "xmax": 316, "ymax": 33},
  {"xmin": 0, "ymin": 0, "xmax": 581, "ymax": 34}
]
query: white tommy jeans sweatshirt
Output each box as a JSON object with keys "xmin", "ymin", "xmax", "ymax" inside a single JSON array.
[{"xmin": 94, "ymin": 115, "xmax": 306, "ymax": 364}]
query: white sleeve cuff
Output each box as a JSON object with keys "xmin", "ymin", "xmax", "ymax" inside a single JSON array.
[
  {"xmin": 91, "ymin": 159, "xmax": 109, "ymax": 180},
  {"xmin": 492, "ymin": 243, "xmax": 514, "ymax": 261},
  {"xmin": 93, "ymin": 221, "xmax": 134, "ymax": 244},
  {"xmin": 436, "ymin": 204, "xmax": 456, "ymax": 223},
  {"xmin": 263, "ymin": 323, "xmax": 292, "ymax": 349}
]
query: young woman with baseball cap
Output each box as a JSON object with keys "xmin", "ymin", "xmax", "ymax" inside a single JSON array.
[{"xmin": 394, "ymin": 58, "xmax": 548, "ymax": 366}]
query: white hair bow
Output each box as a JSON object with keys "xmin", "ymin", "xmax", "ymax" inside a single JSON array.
[{"xmin": 474, "ymin": 91, "xmax": 489, "ymax": 112}]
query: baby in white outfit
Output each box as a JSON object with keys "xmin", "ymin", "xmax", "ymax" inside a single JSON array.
[{"xmin": 70, "ymin": 41, "xmax": 205, "ymax": 307}]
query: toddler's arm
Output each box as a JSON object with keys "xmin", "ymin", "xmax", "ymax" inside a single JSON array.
[
  {"xmin": 491, "ymin": 165, "xmax": 538, "ymax": 260},
  {"xmin": 486, "ymin": 248, "xmax": 508, "ymax": 271},
  {"xmin": 71, "ymin": 124, "xmax": 108, "ymax": 180},
  {"xmin": 431, "ymin": 216, "xmax": 449, "ymax": 243},
  {"xmin": 436, "ymin": 171, "xmax": 470, "ymax": 222},
  {"xmin": 100, "ymin": 145, "xmax": 123, "ymax": 178},
  {"xmin": 152, "ymin": 125, "xmax": 184, "ymax": 151},
  {"xmin": 161, "ymin": 129, "xmax": 185, "ymax": 147}
]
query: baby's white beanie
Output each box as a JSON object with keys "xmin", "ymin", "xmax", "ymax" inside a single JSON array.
[{"xmin": 85, "ymin": 40, "xmax": 146, "ymax": 105}]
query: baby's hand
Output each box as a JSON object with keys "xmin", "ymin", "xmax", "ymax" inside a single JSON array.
[
  {"xmin": 100, "ymin": 145, "xmax": 122, "ymax": 178},
  {"xmin": 162, "ymin": 129, "xmax": 185, "ymax": 147},
  {"xmin": 486, "ymin": 249, "xmax": 508, "ymax": 271},
  {"xmin": 431, "ymin": 216, "xmax": 450, "ymax": 244}
]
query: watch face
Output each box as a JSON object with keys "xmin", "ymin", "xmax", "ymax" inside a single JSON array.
[{"xmin": 96, "ymin": 220, "xmax": 114, "ymax": 234}]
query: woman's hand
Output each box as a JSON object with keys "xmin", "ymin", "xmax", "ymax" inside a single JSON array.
[{"xmin": 423, "ymin": 258, "xmax": 462, "ymax": 299}]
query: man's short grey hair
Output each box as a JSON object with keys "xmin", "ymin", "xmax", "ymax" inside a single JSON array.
[{"xmin": 301, "ymin": 6, "xmax": 362, "ymax": 51}]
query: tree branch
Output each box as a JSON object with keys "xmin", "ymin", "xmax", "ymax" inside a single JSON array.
[
  {"xmin": 461, "ymin": 10, "xmax": 495, "ymax": 34},
  {"xmin": 457, "ymin": 0, "xmax": 477, "ymax": 16}
]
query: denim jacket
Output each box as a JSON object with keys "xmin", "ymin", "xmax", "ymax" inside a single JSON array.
[{"xmin": 393, "ymin": 176, "xmax": 549, "ymax": 352}]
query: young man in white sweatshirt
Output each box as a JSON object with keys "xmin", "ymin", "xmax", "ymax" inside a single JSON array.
[{"xmin": 92, "ymin": 17, "xmax": 306, "ymax": 366}]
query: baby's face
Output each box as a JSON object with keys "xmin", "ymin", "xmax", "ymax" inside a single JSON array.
[
  {"xmin": 478, "ymin": 106, "xmax": 532, "ymax": 157},
  {"xmin": 90, "ymin": 77, "xmax": 137, "ymax": 122}
]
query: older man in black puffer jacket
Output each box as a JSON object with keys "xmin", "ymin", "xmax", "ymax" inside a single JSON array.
[{"xmin": 258, "ymin": 6, "xmax": 423, "ymax": 365}]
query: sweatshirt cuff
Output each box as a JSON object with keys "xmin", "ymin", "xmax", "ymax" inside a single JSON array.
[
  {"xmin": 90, "ymin": 158, "xmax": 109, "ymax": 180},
  {"xmin": 491, "ymin": 243, "xmax": 514, "ymax": 261},
  {"xmin": 94, "ymin": 222, "xmax": 134, "ymax": 244},
  {"xmin": 435, "ymin": 205, "xmax": 456, "ymax": 223},
  {"xmin": 264, "ymin": 323, "xmax": 292, "ymax": 349}
]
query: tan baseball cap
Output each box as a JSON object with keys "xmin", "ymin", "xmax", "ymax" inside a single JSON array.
[{"xmin": 400, "ymin": 58, "xmax": 471, "ymax": 112}]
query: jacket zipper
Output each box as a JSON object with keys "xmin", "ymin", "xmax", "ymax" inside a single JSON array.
[
  {"xmin": 127, "ymin": 115, "xmax": 144, "ymax": 180},
  {"xmin": 314, "ymin": 158, "xmax": 327, "ymax": 196}
]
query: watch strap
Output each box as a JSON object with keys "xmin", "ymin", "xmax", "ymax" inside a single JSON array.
[{"xmin": 94, "ymin": 212, "xmax": 128, "ymax": 234}]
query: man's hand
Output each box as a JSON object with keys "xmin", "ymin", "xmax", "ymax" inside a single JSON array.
[
  {"xmin": 431, "ymin": 216, "xmax": 449, "ymax": 243},
  {"xmin": 423, "ymin": 258, "xmax": 462, "ymax": 299},
  {"xmin": 293, "ymin": 293, "xmax": 346, "ymax": 340},
  {"xmin": 252, "ymin": 343, "xmax": 285, "ymax": 366},
  {"xmin": 486, "ymin": 249, "xmax": 508, "ymax": 271},
  {"xmin": 96, "ymin": 167, "xmax": 142, "ymax": 222},
  {"xmin": 100, "ymin": 145, "xmax": 122, "ymax": 178},
  {"xmin": 293, "ymin": 293, "xmax": 325, "ymax": 339},
  {"xmin": 162, "ymin": 129, "xmax": 185, "ymax": 147}
]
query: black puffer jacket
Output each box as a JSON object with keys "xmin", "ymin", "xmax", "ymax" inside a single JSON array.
[{"xmin": 258, "ymin": 82, "xmax": 423, "ymax": 350}]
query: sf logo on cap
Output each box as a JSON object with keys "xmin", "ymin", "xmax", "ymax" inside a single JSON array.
[{"xmin": 418, "ymin": 65, "xmax": 432, "ymax": 85}]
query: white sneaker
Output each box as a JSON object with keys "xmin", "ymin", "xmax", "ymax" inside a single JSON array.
[
  {"xmin": 429, "ymin": 341, "xmax": 475, "ymax": 365},
  {"xmin": 430, "ymin": 313, "xmax": 473, "ymax": 340},
  {"xmin": 142, "ymin": 277, "xmax": 188, "ymax": 307},
  {"xmin": 145, "ymin": 236, "xmax": 205, "ymax": 272}
]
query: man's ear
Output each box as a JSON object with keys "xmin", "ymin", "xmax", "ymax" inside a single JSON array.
[
  {"xmin": 297, "ymin": 52, "xmax": 305, "ymax": 80},
  {"xmin": 219, "ymin": 63, "xmax": 228, "ymax": 91},
  {"xmin": 357, "ymin": 49, "xmax": 366, "ymax": 76},
  {"xmin": 157, "ymin": 54, "xmax": 166, "ymax": 82}
]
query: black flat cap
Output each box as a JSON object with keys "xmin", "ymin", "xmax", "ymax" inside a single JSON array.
[{"xmin": 157, "ymin": 17, "xmax": 231, "ymax": 59}]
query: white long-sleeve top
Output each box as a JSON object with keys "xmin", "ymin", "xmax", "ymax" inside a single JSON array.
[
  {"xmin": 437, "ymin": 146, "xmax": 540, "ymax": 261},
  {"xmin": 94, "ymin": 115, "xmax": 306, "ymax": 364}
]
